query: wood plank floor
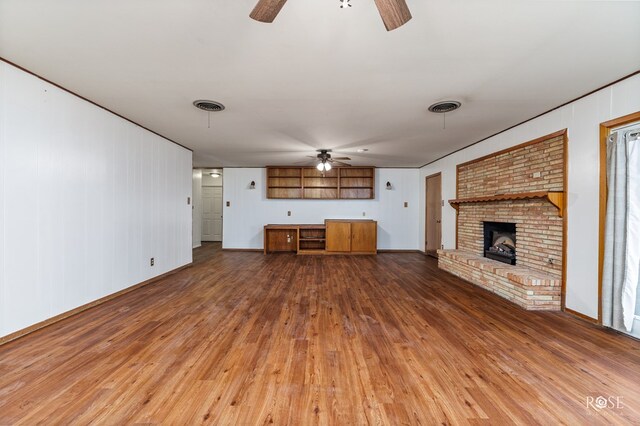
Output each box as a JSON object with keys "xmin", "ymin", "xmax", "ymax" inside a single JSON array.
[{"xmin": 1, "ymin": 244, "xmax": 639, "ymax": 425}]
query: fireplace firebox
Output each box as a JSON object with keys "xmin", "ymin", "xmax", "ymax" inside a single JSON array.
[{"xmin": 483, "ymin": 221, "xmax": 516, "ymax": 265}]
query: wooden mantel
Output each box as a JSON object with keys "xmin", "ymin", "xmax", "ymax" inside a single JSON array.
[{"xmin": 449, "ymin": 191, "xmax": 564, "ymax": 217}]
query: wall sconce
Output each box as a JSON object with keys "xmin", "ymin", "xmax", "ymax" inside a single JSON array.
[
  {"xmin": 249, "ymin": 180, "xmax": 256, "ymax": 190},
  {"xmin": 386, "ymin": 181, "xmax": 392, "ymax": 190}
]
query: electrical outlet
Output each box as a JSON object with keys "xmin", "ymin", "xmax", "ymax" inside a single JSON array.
[
  {"xmin": 187, "ymin": 197, "xmax": 191, "ymax": 205},
  {"xmin": 532, "ymin": 171, "xmax": 542, "ymax": 178},
  {"xmin": 287, "ymin": 211, "xmax": 291, "ymax": 216},
  {"xmin": 226, "ymin": 201, "xmax": 230, "ymax": 207},
  {"xmin": 362, "ymin": 212, "xmax": 366, "ymax": 217},
  {"xmin": 150, "ymin": 257, "xmax": 155, "ymax": 266}
]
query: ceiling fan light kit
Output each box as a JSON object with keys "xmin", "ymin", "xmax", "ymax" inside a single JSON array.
[
  {"xmin": 317, "ymin": 161, "xmax": 332, "ymax": 172},
  {"xmin": 250, "ymin": 0, "xmax": 412, "ymax": 31}
]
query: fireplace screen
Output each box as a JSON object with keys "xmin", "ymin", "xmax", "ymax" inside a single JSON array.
[{"xmin": 483, "ymin": 222, "xmax": 516, "ymax": 265}]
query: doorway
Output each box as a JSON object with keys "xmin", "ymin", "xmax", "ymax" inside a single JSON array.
[
  {"xmin": 599, "ymin": 112, "xmax": 640, "ymax": 336},
  {"xmin": 202, "ymin": 170, "xmax": 223, "ymax": 242},
  {"xmin": 425, "ymin": 173, "xmax": 442, "ymax": 258},
  {"xmin": 598, "ymin": 111, "xmax": 640, "ymax": 338}
]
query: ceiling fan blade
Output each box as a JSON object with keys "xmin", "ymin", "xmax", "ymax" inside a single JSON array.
[
  {"xmin": 333, "ymin": 157, "xmax": 351, "ymax": 161},
  {"xmin": 329, "ymin": 160, "xmax": 352, "ymax": 167},
  {"xmin": 250, "ymin": 0, "xmax": 288, "ymax": 23},
  {"xmin": 373, "ymin": 0, "xmax": 412, "ymax": 31}
]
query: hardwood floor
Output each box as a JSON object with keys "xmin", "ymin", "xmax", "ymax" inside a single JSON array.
[{"xmin": 1, "ymin": 244, "xmax": 639, "ymax": 424}]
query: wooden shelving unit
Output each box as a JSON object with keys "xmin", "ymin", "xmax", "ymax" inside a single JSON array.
[
  {"xmin": 266, "ymin": 166, "xmax": 375, "ymax": 199},
  {"xmin": 267, "ymin": 168, "xmax": 303, "ymax": 199},
  {"xmin": 448, "ymin": 191, "xmax": 565, "ymax": 217},
  {"xmin": 339, "ymin": 167, "xmax": 374, "ymax": 199},
  {"xmin": 297, "ymin": 225, "xmax": 327, "ymax": 254}
]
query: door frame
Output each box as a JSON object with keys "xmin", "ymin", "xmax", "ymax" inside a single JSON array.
[
  {"xmin": 198, "ymin": 168, "xmax": 224, "ymax": 243},
  {"xmin": 598, "ymin": 111, "xmax": 640, "ymax": 325},
  {"xmin": 425, "ymin": 172, "xmax": 442, "ymax": 257}
]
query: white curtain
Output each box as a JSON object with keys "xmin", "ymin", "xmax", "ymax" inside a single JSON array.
[{"xmin": 602, "ymin": 127, "xmax": 640, "ymax": 332}]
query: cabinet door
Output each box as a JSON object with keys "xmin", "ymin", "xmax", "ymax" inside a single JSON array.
[
  {"xmin": 326, "ymin": 222, "xmax": 351, "ymax": 252},
  {"xmin": 266, "ymin": 229, "xmax": 297, "ymax": 253},
  {"xmin": 351, "ymin": 222, "xmax": 377, "ymax": 253}
]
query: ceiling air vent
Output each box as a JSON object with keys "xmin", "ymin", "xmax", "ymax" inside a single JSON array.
[
  {"xmin": 193, "ymin": 100, "xmax": 225, "ymax": 112},
  {"xmin": 428, "ymin": 101, "xmax": 461, "ymax": 113}
]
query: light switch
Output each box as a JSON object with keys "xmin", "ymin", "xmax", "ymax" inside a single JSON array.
[
  {"xmin": 404, "ymin": 202, "xmax": 408, "ymax": 208},
  {"xmin": 287, "ymin": 211, "xmax": 291, "ymax": 216}
]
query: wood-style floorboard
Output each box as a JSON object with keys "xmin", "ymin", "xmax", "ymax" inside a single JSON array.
[{"xmin": 1, "ymin": 243, "xmax": 639, "ymax": 424}]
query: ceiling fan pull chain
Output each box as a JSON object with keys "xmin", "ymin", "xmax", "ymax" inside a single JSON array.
[{"xmin": 208, "ymin": 111, "xmax": 211, "ymax": 129}]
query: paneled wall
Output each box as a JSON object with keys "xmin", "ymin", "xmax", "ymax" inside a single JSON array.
[
  {"xmin": 222, "ymin": 168, "xmax": 420, "ymax": 250},
  {"xmin": 420, "ymin": 73, "xmax": 640, "ymax": 319},
  {"xmin": 0, "ymin": 61, "xmax": 193, "ymax": 338}
]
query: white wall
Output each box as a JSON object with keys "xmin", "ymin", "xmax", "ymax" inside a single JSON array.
[
  {"xmin": 192, "ymin": 169, "xmax": 202, "ymax": 248},
  {"xmin": 0, "ymin": 61, "xmax": 193, "ymax": 338},
  {"xmin": 419, "ymin": 74, "xmax": 640, "ymax": 320},
  {"xmin": 222, "ymin": 168, "xmax": 420, "ymax": 250}
]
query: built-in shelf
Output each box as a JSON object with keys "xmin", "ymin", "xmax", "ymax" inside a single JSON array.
[
  {"xmin": 449, "ymin": 191, "xmax": 564, "ymax": 217},
  {"xmin": 267, "ymin": 166, "xmax": 375, "ymax": 199}
]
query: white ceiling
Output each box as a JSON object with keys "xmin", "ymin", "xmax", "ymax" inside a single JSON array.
[{"xmin": 1, "ymin": 0, "xmax": 639, "ymax": 167}]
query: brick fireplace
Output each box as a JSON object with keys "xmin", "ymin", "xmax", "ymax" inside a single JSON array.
[{"xmin": 438, "ymin": 130, "xmax": 566, "ymax": 310}]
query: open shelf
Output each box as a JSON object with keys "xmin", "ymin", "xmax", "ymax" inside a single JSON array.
[
  {"xmin": 448, "ymin": 191, "xmax": 564, "ymax": 217},
  {"xmin": 267, "ymin": 166, "xmax": 375, "ymax": 199},
  {"xmin": 298, "ymin": 226, "xmax": 327, "ymax": 252}
]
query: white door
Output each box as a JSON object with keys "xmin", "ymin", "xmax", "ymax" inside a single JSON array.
[{"xmin": 202, "ymin": 187, "xmax": 223, "ymax": 242}]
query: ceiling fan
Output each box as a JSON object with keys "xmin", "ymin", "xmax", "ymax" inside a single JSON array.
[
  {"xmin": 307, "ymin": 149, "xmax": 351, "ymax": 171},
  {"xmin": 250, "ymin": 0, "xmax": 412, "ymax": 31}
]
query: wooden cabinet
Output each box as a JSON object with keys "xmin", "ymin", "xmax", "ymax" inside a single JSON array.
[
  {"xmin": 264, "ymin": 220, "xmax": 376, "ymax": 255},
  {"xmin": 326, "ymin": 220, "xmax": 377, "ymax": 254},
  {"xmin": 266, "ymin": 166, "xmax": 375, "ymax": 200}
]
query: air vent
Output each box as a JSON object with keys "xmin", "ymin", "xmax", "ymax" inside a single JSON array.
[
  {"xmin": 193, "ymin": 100, "xmax": 225, "ymax": 112},
  {"xmin": 428, "ymin": 101, "xmax": 461, "ymax": 113}
]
